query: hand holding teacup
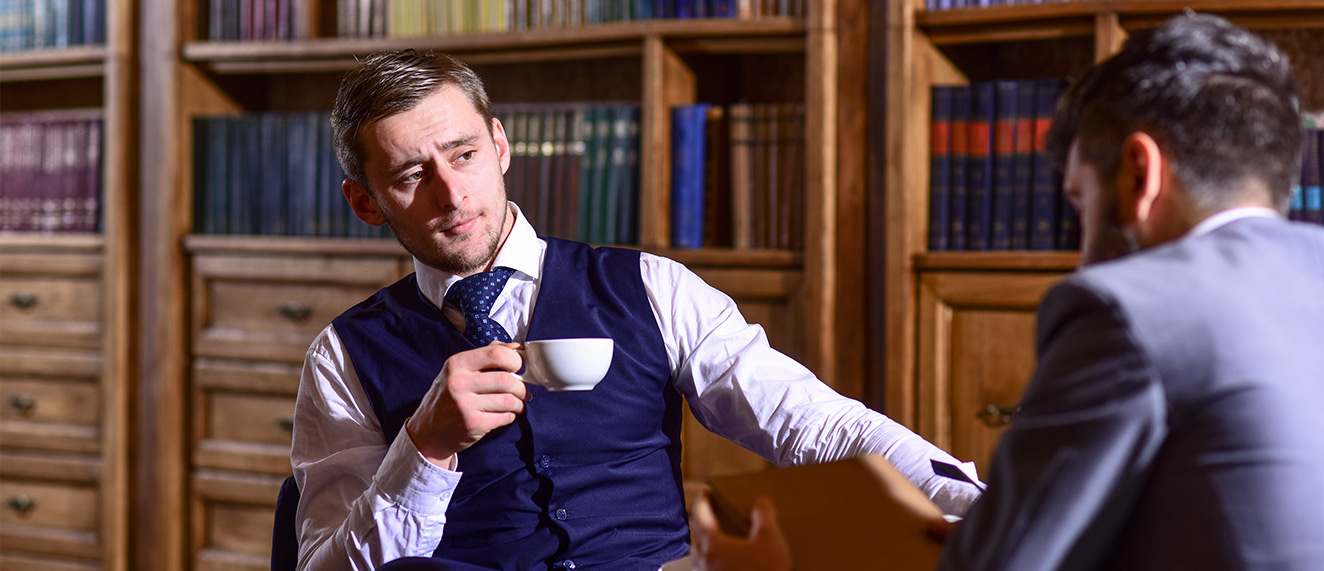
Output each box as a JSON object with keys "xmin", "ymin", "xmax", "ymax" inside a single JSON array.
[{"xmin": 515, "ymin": 338, "xmax": 614, "ymax": 391}]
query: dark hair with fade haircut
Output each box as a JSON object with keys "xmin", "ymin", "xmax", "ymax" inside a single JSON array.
[
  {"xmin": 331, "ymin": 49, "xmax": 494, "ymax": 191},
  {"xmin": 1046, "ymin": 12, "xmax": 1305, "ymax": 212}
]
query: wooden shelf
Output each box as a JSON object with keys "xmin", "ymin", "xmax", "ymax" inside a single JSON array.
[
  {"xmin": 0, "ymin": 233, "xmax": 104, "ymax": 252},
  {"xmin": 914, "ymin": 251, "xmax": 1079, "ymax": 272},
  {"xmin": 917, "ymin": 0, "xmax": 1324, "ymax": 45},
  {"xmin": 183, "ymin": 18, "xmax": 806, "ymax": 74},
  {"xmin": 0, "ymin": 46, "xmax": 107, "ymax": 82},
  {"xmin": 182, "ymin": 234, "xmax": 802, "ymax": 268},
  {"xmin": 183, "ymin": 234, "xmax": 406, "ymax": 256}
]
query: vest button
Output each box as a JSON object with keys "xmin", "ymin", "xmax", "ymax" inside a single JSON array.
[
  {"xmin": 539, "ymin": 455, "xmax": 551, "ymax": 468},
  {"xmin": 555, "ymin": 508, "xmax": 567, "ymax": 520},
  {"xmin": 561, "ymin": 560, "xmax": 576, "ymax": 569}
]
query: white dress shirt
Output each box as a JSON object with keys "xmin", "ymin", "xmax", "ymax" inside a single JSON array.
[{"xmin": 292, "ymin": 203, "xmax": 981, "ymax": 571}]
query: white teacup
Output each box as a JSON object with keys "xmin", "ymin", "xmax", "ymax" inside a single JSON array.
[{"xmin": 516, "ymin": 338, "xmax": 614, "ymax": 391}]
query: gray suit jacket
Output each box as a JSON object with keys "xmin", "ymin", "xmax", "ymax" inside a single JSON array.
[{"xmin": 940, "ymin": 216, "xmax": 1324, "ymax": 570}]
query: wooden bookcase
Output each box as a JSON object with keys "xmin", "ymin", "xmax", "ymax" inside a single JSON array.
[
  {"xmin": 0, "ymin": 2, "xmax": 135, "ymax": 570},
  {"xmin": 138, "ymin": 1, "xmax": 869, "ymax": 568},
  {"xmin": 884, "ymin": 0, "xmax": 1324, "ymax": 473}
]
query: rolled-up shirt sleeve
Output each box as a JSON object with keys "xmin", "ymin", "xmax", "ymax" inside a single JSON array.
[
  {"xmin": 292, "ymin": 326, "xmax": 463, "ymax": 571},
  {"xmin": 641, "ymin": 253, "xmax": 982, "ymax": 515}
]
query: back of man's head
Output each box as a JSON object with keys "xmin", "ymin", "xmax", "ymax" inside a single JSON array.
[{"xmin": 1047, "ymin": 12, "xmax": 1305, "ymax": 212}]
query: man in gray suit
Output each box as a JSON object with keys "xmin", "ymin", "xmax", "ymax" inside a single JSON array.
[{"xmin": 690, "ymin": 13, "xmax": 1324, "ymax": 570}]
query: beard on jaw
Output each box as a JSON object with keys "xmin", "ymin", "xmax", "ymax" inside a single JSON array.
[
  {"xmin": 1080, "ymin": 192, "xmax": 1143, "ymax": 266},
  {"xmin": 381, "ymin": 203, "xmax": 508, "ymax": 276}
]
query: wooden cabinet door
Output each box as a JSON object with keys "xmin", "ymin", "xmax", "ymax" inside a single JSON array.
[{"xmin": 915, "ymin": 271, "xmax": 1065, "ymax": 473}]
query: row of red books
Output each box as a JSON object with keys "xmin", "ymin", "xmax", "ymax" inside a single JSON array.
[{"xmin": 0, "ymin": 110, "xmax": 102, "ymax": 234}]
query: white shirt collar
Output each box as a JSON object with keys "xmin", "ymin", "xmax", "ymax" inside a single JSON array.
[
  {"xmin": 1186, "ymin": 206, "xmax": 1281, "ymax": 238},
  {"xmin": 413, "ymin": 202, "xmax": 544, "ymax": 309}
]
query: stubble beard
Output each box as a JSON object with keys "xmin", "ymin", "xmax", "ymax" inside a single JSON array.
[
  {"xmin": 1080, "ymin": 196, "xmax": 1143, "ymax": 266},
  {"xmin": 382, "ymin": 182, "xmax": 509, "ymax": 276}
]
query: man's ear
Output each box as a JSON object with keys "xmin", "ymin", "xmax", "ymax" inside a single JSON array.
[
  {"xmin": 343, "ymin": 178, "xmax": 386, "ymax": 226},
  {"xmin": 1115, "ymin": 132, "xmax": 1166, "ymax": 225},
  {"xmin": 491, "ymin": 116, "xmax": 511, "ymax": 175}
]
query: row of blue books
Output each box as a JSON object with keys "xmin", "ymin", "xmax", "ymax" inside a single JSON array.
[
  {"xmin": 0, "ymin": 0, "xmax": 104, "ymax": 52},
  {"xmin": 494, "ymin": 102, "xmax": 641, "ymax": 245},
  {"xmin": 670, "ymin": 102, "xmax": 804, "ymax": 250},
  {"xmin": 192, "ymin": 113, "xmax": 392, "ymax": 238},
  {"xmin": 928, "ymin": 78, "xmax": 1078, "ymax": 252},
  {"xmin": 1288, "ymin": 129, "xmax": 1324, "ymax": 225},
  {"xmin": 0, "ymin": 111, "xmax": 102, "ymax": 233},
  {"xmin": 925, "ymin": 0, "xmax": 1073, "ymax": 10}
]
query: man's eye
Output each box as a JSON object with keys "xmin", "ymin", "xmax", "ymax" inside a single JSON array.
[
  {"xmin": 457, "ymin": 150, "xmax": 476, "ymax": 162},
  {"xmin": 404, "ymin": 171, "xmax": 423, "ymax": 182}
]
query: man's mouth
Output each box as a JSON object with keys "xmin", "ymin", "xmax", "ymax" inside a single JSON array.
[{"xmin": 440, "ymin": 214, "xmax": 480, "ymax": 236}]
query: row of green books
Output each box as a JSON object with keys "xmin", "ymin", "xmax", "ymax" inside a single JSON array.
[
  {"xmin": 671, "ymin": 102, "xmax": 804, "ymax": 250},
  {"xmin": 192, "ymin": 113, "xmax": 392, "ymax": 238},
  {"xmin": 1288, "ymin": 129, "xmax": 1324, "ymax": 225},
  {"xmin": 494, "ymin": 102, "xmax": 640, "ymax": 245},
  {"xmin": 191, "ymin": 104, "xmax": 642, "ymax": 243},
  {"xmin": 928, "ymin": 78, "xmax": 1079, "ymax": 252},
  {"xmin": 0, "ymin": 111, "xmax": 102, "ymax": 233},
  {"xmin": 0, "ymin": 0, "xmax": 103, "ymax": 51}
]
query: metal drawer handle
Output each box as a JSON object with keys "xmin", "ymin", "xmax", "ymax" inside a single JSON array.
[
  {"xmin": 6, "ymin": 495, "xmax": 35, "ymax": 516},
  {"xmin": 278, "ymin": 301, "xmax": 312, "ymax": 321},
  {"xmin": 8, "ymin": 291, "xmax": 37, "ymax": 309},
  {"xmin": 277, "ymin": 417, "xmax": 295, "ymax": 433},
  {"xmin": 978, "ymin": 403, "xmax": 1020, "ymax": 427},
  {"xmin": 8, "ymin": 394, "xmax": 36, "ymax": 415}
]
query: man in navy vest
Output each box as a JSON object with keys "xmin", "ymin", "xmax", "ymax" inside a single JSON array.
[{"xmin": 291, "ymin": 49, "xmax": 982, "ymax": 571}]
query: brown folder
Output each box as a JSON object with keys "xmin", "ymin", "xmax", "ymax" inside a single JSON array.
[{"xmin": 707, "ymin": 454, "xmax": 947, "ymax": 571}]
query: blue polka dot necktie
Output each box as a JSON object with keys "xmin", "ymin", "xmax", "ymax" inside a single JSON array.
[{"xmin": 444, "ymin": 266, "xmax": 516, "ymax": 346}]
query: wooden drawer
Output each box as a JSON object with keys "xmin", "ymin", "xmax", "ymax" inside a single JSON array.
[
  {"xmin": 0, "ymin": 374, "xmax": 100, "ymax": 455},
  {"xmin": 192, "ymin": 470, "xmax": 284, "ymax": 571},
  {"xmin": 192, "ymin": 359, "xmax": 300, "ymax": 476},
  {"xmin": 0, "ymin": 251, "xmax": 101, "ymax": 351},
  {"xmin": 0, "ymin": 477, "xmax": 100, "ymax": 562},
  {"xmin": 192, "ymin": 253, "xmax": 407, "ymax": 363}
]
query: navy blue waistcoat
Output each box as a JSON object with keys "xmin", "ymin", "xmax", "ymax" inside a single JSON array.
[{"xmin": 332, "ymin": 238, "xmax": 688, "ymax": 570}]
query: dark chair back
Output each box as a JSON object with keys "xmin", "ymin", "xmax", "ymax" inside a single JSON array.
[{"xmin": 272, "ymin": 475, "xmax": 301, "ymax": 571}]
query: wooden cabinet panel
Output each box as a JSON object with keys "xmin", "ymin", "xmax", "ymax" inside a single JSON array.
[
  {"xmin": 0, "ymin": 550, "xmax": 100, "ymax": 571},
  {"xmin": 0, "ymin": 478, "xmax": 100, "ymax": 560},
  {"xmin": 0, "ymin": 376, "xmax": 100, "ymax": 454},
  {"xmin": 192, "ymin": 253, "xmax": 407, "ymax": 363},
  {"xmin": 192, "ymin": 360, "xmax": 301, "ymax": 475},
  {"xmin": 916, "ymin": 271, "xmax": 1063, "ymax": 472},
  {"xmin": 0, "ymin": 249, "xmax": 102, "ymax": 351},
  {"xmin": 191, "ymin": 471, "xmax": 284, "ymax": 571},
  {"xmin": 680, "ymin": 407, "xmax": 772, "ymax": 502}
]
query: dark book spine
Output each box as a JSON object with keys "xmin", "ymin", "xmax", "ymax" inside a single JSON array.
[
  {"xmin": 1305, "ymin": 129, "xmax": 1323, "ymax": 225},
  {"xmin": 702, "ymin": 105, "xmax": 732, "ymax": 247},
  {"xmin": 728, "ymin": 103, "xmax": 754, "ymax": 249},
  {"xmin": 561, "ymin": 107, "xmax": 583, "ymax": 241},
  {"xmin": 947, "ymin": 86, "xmax": 970, "ymax": 251},
  {"xmin": 965, "ymin": 81, "xmax": 995, "ymax": 251},
  {"xmin": 670, "ymin": 103, "xmax": 709, "ymax": 248},
  {"xmin": 1029, "ymin": 78, "xmax": 1064, "ymax": 250},
  {"xmin": 1010, "ymin": 79, "xmax": 1035, "ymax": 250},
  {"xmin": 928, "ymin": 86, "xmax": 954, "ymax": 252},
  {"xmin": 989, "ymin": 80, "xmax": 1017, "ymax": 251}
]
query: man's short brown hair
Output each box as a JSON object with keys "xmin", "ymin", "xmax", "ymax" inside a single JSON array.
[{"xmin": 331, "ymin": 50, "xmax": 494, "ymax": 191}]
